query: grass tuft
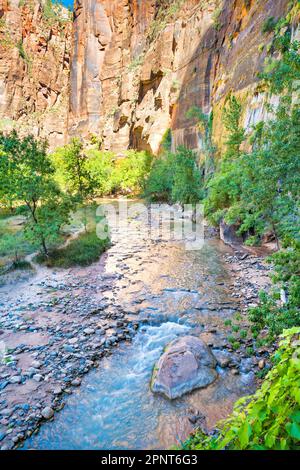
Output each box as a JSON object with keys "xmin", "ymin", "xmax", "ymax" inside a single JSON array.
[{"xmin": 36, "ymin": 231, "xmax": 110, "ymax": 268}]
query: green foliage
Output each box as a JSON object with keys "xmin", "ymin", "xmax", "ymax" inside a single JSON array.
[
  {"xmin": 0, "ymin": 227, "xmax": 35, "ymax": 262},
  {"xmin": 222, "ymin": 95, "xmax": 245, "ymax": 160},
  {"xmin": 16, "ymin": 40, "xmax": 31, "ymax": 65},
  {"xmin": 128, "ymin": 54, "xmax": 144, "ymax": 71},
  {"xmin": 42, "ymin": 0, "xmax": 71, "ymax": 26},
  {"xmin": 84, "ymin": 149, "xmax": 115, "ymax": 196},
  {"xmin": 52, "ymin": 138, "xmax": 95, "ymax": 201},
  {"xmin": 36, "ymin": 230, "xmax": 109, "ymax": 268},
  {"xmin": 0, "ymin": 131, "xmax": 71, "ymax": 255},
  {"xmin": 53, "ymin": 144, "xmax": 151, "ymax": 197},
  {"xmin": 249, "ymin": 241, "xmax": 300, "ymax": 341},
  {"xmin": 212, "ymin": 2, "xmax": 223, "ymax": 31},
  {"xmin": 147, "ymin": 0, "xmax": 184, "ymax": 42},
  {"xmin": 205, "ymin": 35, "xmax": 300, "ymax": 243},
  {"xmin": 143, "ymin": 152, "xmax": 174, "ymax": 202},
  {"xmin": 43, "ymin": 0, "xmax": 58, "ymax": 21},
  {"xmin": 184, "ymin": 328, "xmax": 300, "ymax": 450},
  {"xmin": 261, "ymin": 36, "xmax": 300, "ymax": 94},
  {"xmin": 111, "ymin": 150, "xmax": 152, "ymax": 194},
  {"xmin": 160, "ymin": 128, "xmax": 172, "ymax": 153},
  {"xmin": 144, "ymin": 147, "xmax": 203, "ymax": 204},
  {"xmin": 171, "ymin": 147, "xmax": 203, "ymax": 204},
  {"xmin": 203, "ymin": 22, "xmax": 300, "ymax": 345},
  {"xmin": 204, "ymin": 96, "xmax": 245, "ymax": 225},
  {"xmin": 186, "ymin": 106, "xmax": 216, "ymax": 178},
  {"xmin": 262, "ymin": 16, "xmax": 278, "ymax": 34}
]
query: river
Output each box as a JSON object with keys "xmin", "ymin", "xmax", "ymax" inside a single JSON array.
[{"xmin": 18, "ymin": 200, "xmax": 255, "ymax": 449}]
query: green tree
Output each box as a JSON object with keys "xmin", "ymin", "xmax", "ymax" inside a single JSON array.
[
  {"xmin": 52, "ymin": 138, "xmax": 97, "ymax": 231},
  {"xmin": 85, "ymin": 149, "xmax": 114, "ymax": 195},
  {"xmin": 204, "ymin": 96, "xmax": 245, "ymax": 225},
  {"xmin": 53, "ymin": 138, "xmax": 95, "ymax": 201},
  {"xmin": 144, "ymin": 147, "xmax": 202, "ymax": 204},
  {"xmin": 222, "ymin": 95, "xmax": 245, "ymax": 160},
  {"xmin": 143, "ymin": 152, "xmax": 174, "ymax": 202},
  {"xmin": 0, "ymin": 131, "xmax": 71, "ymax": 256},
  {"xmin": 186, "ymin": 107, "xmax": 216, "ymax": 178},
  {"xmin": 111, "ymin": 150, "xmax": 152, "ymax": 194},
  {"xmin": 171, "ymin": 146, "xmax": 203, "ymax": 204}
]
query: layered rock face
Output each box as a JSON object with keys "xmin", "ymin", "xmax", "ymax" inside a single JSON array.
[
  {"xmin": 69, "ymin": 0, "xmax": 291, "ymax": 154},
  {"xmin": 0, "ymin": 1, "xmax": 293, "ymax": 153},
  {"xmin": 0, "ymin": 0, "xmax": 72, "ymax": 148}
]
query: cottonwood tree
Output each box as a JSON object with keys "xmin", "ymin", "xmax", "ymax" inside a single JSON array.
[{"xmin": 0, "ymin": 131, "xmax": 71, "ymax": 256}]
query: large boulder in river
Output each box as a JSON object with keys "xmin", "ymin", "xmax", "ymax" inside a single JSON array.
[{"xmin": 151, "ymin": 336, "xmax": 218, "ymax": 399}]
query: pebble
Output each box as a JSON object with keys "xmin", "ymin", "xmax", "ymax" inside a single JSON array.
[
  {"xmin": 71, "ymin": 378, "xmax": 81, "ymax": 387},
  {"xmin": 32, "ymin": 374, "xmax": 44, "ymax": 383},
  {"xmin": 83, "ymin": 328, "xmax": 95, "ymax": 335},
  {"xmin": 31, "ymin": 361, "xmax": 42, "ymax": 369},
  {"xmin": 9, "ymin": 376, "xmax": 22, "ymax": 384},
  {"xmin": 68, "ymin": 338, "xmax": 78, "ymax": 344},
  {"xmin": 41, "ymin": 407, "xmax": 54, "ymax": 420}
]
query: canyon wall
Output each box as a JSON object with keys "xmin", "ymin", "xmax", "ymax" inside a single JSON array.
[
  {"xmin": 0, "ymin": 0, "xmax": 72, "ymax": 148},
  {"xmin": 0, "ymin": 0, "xmax": 295, "ymax": 153},
  {"xmin": 68, "ymin": 0, "xmax": 291, "ymax": 155}
]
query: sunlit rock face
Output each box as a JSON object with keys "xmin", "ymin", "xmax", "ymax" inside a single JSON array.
[
  {"xmin": 68, "ymin": 0, "xmax": 291, "ymax": 155},
  {"xmin": 0, "ymin": 0, "xmax": 71, "ymax": 148},
  {"xmin": 68, "ymin": 0, "xmax": 157, "ymax": 152},
  {"xmin": 0, "ymin": 1, "xmax": 292, "ymax": 153}
]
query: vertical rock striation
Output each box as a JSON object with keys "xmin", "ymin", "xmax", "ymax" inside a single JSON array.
[
  {"xmin": 0, "ymin": 1, "xmax": 294, "ymax": 153},
  {"xmin": 0, "ymin": 0, "xmax": 72, "ymax": 148},
  {"xmin": 68, "ymin": 0, "xmax": 291, "ymax": 155}
]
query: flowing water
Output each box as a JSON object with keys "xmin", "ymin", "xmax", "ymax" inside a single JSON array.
[{"xmin": 22, "ymin": 201, "xmax": 255, "ymax": 450}]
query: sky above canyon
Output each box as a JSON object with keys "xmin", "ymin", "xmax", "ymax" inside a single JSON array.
[{"xmin": 60, "ymin": 0, "xmax": 73, "ymax": 8}]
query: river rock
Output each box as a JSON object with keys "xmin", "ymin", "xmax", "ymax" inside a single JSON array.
[
  {"xmin": 151, "ymin": 336, "xmax": 218, "ymax": 399},
  {"xmin": 9, "ymin": 376, "xmax": 22, "ymax": 384},
  {"xmin": 41, "ymin": 407, "xmax": 54, "ymax": 420}
]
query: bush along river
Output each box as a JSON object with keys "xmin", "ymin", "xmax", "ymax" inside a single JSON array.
[{"xmin": 0, "ymin": 201, "xmax": 264, "ymax": 450}]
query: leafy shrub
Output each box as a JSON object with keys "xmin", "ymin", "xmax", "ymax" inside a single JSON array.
[
  {"xmin": 184, "ymin": 328, "xmax": 300, "ymax": 450},
  {"xmin": 249, "ymin": 241, "xmax": 300, "ymax": 340},
  {"xmin": 16, "ymin": 40, "xmax": 31, "ymax": 65},
  {"xmin": 51, "ymin": 138, "xmax": 95, "ymax": 200},
  {"xmin": 53, "ymin": 145, "xmax": 151, "ymax": 197},
  {"xmin": 171, "ymin": 147, "xmax": 203, "ymax": 204},
  {"xmin": 143, "ymin": 153, "xmax": 174, "ymax": 202},
  {"xmin": 262, "ymin": 17, "xmax": 278, "ymax": 33},
  {"xmin": 0, "ymin": 229, "xmax": 35, "ymax": 261}
]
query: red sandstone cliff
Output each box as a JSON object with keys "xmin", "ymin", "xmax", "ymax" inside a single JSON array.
[
  {"xmin": 0, "ymin": 1, "xmax": 297, "ymax": 153},
  {"xmin": 0, "ymin": 0, "xmax": 72, "ymax": 148},
  {"xmin": 68, "ymin": 0, "xmax": 292, "ymax": 154}
]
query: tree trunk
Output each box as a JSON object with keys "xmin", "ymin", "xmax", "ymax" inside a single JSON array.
[{"xmin": 41, "ymin": 237, "xmax": 49, "ymax": 257}]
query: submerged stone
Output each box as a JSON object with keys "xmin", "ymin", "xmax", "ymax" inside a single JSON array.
[{"xmin": 151, "ymin": 336, "xmax": 218, "ymax": 399}]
